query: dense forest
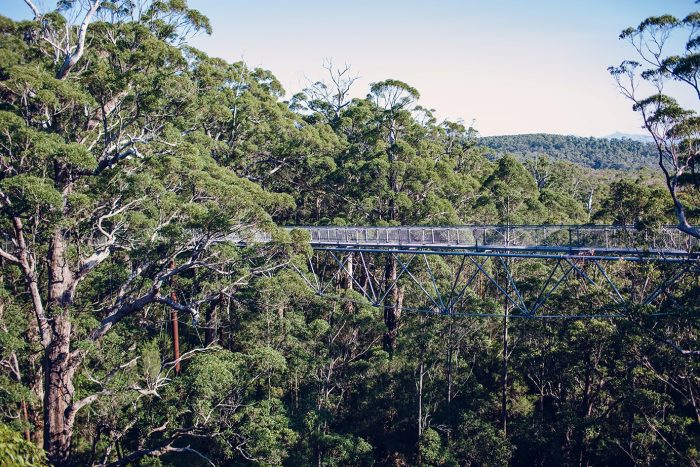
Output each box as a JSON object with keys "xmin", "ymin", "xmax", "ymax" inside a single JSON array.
[
  {"xmin": 478, "ymin": 134, "xmax": 658, "ymax": 170},
  {"xmin": 0, "ymin": 1, "xmax": 699, "ymax": 466}
]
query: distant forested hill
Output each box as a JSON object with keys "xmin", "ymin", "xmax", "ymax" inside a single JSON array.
[{"xmin": 479, "ymin": 133, "xmax": 657, "ymax": 170}]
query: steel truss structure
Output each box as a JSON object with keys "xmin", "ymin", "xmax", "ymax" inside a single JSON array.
[{"xmin": 287, "ymin": 225, "xmax": 700, "ymax": 319}]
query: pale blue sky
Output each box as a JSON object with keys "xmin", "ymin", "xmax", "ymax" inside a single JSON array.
[{"xmin": 3, "ymin": 1, "xmax": 697, "ymax": 136}]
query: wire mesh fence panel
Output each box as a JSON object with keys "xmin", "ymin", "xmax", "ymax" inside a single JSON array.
[{"xmin": 285, "ymin": 225, "xmax": 698, "ymax": 256}]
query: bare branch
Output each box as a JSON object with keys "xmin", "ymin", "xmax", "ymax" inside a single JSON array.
[
  {"xmin": 23, "ymin": 0, "xmax": 41, "ymax": 19},
  {"xmin": 56, "ymin": 0, "xmax": 101, "ymax": 80},
  {"xmin": 89, "ymin": 289, "xmax": 159, "ymax": 341},
  {"xmin": 0, "ymin": 246, "xmax": 19, "ymax": 264},
  {"xmin": 104, "ymin": 442, "xmax": 216, "ymax": 467},
  {"xmin": 10, "ymin": 216, "xmax": 50, "ymax": 347}
]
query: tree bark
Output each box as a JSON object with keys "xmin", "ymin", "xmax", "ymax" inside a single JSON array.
[
  {"xmin": 171, "ymin": 310, "xmax": 181, "ymax": 374},
  {"xmin": 501, "ymin": 228, "xmax": 512, "ymax": 437},
  {"xmin": 501, "ymin": 309, "xmax": 509, "ymax": 436},
  {"xmin": 343, "ymin": 252, "xmax": 354, "ymax": 290},
  {"xmin": 44, "ymin": 231, "xmax": 78, "ymax": 465},
  {"xmin": 446, "ymin": 320, "xmax": 453, "ymax": 408},
  {"xmin": 55, "ymin": 0, "xmax": 101, "ymax": 80},
  {"xmin": 204, "ymin": 294, "xmax": 222, "ymax": 346},
  {"xmin": 44, "ymin": 313, "xmax": 75, "ymax": 465},
  {"xmin": 576, "ymin": 350, "xmax": 594, "ymax": 466},
  {"xmin": 169, "ymin": 268, "xmax": 181, "ymax": 374},
  {"xmin": 383, "ymin": 255, "xmax": 403, "ymax": 354},
  {"xmin": 418, "ymin": 337, "xmax": 425, "ymax": 439}
]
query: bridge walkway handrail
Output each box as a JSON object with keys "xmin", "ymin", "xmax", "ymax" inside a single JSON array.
[{"xmin": 289, "ymin": 225, "xmax": 698, "ymax": 255}]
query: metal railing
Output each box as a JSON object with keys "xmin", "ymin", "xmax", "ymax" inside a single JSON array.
[{"xmin": 292, "ymin": 225, "xmax": 698, "ymax": 255}]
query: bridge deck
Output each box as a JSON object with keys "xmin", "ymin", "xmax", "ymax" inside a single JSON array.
[
  {"xmin": 280, "ymin": 225, "xmax": 700, "ymax": 318},
  {"xmin": 288, "ymin": 225, "xmax": 698, "ymax": 260}
]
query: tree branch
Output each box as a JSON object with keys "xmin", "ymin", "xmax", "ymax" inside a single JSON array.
[
  {"xmin": 23, "ymin": 0, "xmax": 41, "ymax": 19},
  {"xmin": 103, "ymin": 435, "xmax": 215, "ymax": 467},
  {"xmin": 56, "ymin": 0, "xmax": 101, "ymax": 80},
  {"xmin": 0, "ymin": 246, "xmax": 19, "ymax": 264},
  {"xmin": 11, "ymin": 216, "xmax": 50, "ymax": 347},
  {"xmin": 89, "ymin": 289, "xmax": 159, "ymax": 341}
]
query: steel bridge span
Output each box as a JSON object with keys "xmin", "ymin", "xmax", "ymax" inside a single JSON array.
[{"xmin": 280, "ymin": 225, "xmax": 699, "ymax": 319}]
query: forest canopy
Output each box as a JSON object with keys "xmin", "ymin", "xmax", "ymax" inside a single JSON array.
[
  {"xmin": 478, "ymin": 133, "xmax": 658, "ymax": 170},
  {"xmin": 0, "ymin": 1, "xmax": 698, "ymax": 466}
]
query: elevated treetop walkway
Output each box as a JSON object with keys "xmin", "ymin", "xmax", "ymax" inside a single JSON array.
[
  {"xmin": 292, "ymin": 225, "xmax": 698, "ymax": 262},
  {"xmin": 270, "ymin": 225, "xmax": 699, "ymax": 318}
]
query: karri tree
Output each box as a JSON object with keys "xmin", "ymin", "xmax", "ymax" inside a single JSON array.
[
  {"xmin": 610, "ymin": 3, "xmax": 700, "ymax": 238},
  {"xmin": 0, "ymin": 1, "xmax": 292, "ymax": 463},
  {"xmin": 368, "ymin": 79, "xmax": 420, "ymax": 354}
]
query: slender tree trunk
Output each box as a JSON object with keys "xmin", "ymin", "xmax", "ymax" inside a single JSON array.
[
  {"xmin": 28, "ymin": 319, "xmax": 44, "ymax": 445},
  {"xmin": 1, "ymin": 290, "xmax": 32, "ymax": 442},
  {"xmin": 383, "ymin": 287, "xmax": 403, "ymax": 354},
  {"xmin": 344, "ymin": 252, "xmax": 354, "ymax": 290},
  {"xmin": 687, "ymin": 378, "xmax": 700, "ymax": 425},
  {"xmin": 13, "ymin": 352, "xmax": 31, "ymax": 442},
  {"xmin": 577, "ymin": 351, "xmax": 593, "ymax": 466},
  {"xmin": 171, "ymin": 308, "xmax": 180, "ymax": 374},
  {"xmin": 447, "ymin": 320, "xmax": 453, "ymax": 408},
  {"xmin": 169, "ymin": 264, "xmax": 181, "ymax": 374},
  {"xmin": 501, "ymin": 307, "xmax": 509, "ymax": 436},
  {"xmin": 418, "ymin": 360, "xmax": 424, "ymax": 438},
  {"xmin": 343, "ymin": 253, "xmax": 355, "ymax": 313},
  {"xmin": 204, "ymin": 294, "xmax": 222, "ymax": 346},
  {"xmin": 501, "ymin": 244, "xmax": 510, "ymax": 437},
  {"xmin": 21, "ymin": 400, "xmax": 30, "ymax": 441},
  {"xmin": 625, "ymin": 360, "xmax": 636, "ymax": 463},
  {"xmin": 418, "ymin": 316, "xmax": 426, "ymax": 439},
  {"xmin": 383, "ymin": 256, "xmax": 401, "ymax": 354}
]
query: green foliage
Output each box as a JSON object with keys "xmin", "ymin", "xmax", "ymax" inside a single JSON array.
[
  {"xmin": 451, "ymin": 413, "xmax": 513, "ymax": 466},
  {"xmin": 0, "ymin": 175, "xmax": 62, "ymax": 216},
  {"xmin": 479, "ymin": 133, "xmax": 657, "ymax": 170},
  {"xmin": 611, "ymin": 2, "xmax": 700, "ymax": 233},
  {"xmin": 0, "ymin": 3, "xmax": 698, "ymax": 466},
  {"xmin": 476, "ymin": 155, "xmax": 545, "ymax": 223},
  {"xmin": 596, "ymin": 178, "xmax": 670, "ymax": 227},
  {"xmin": 0, "ymin": 425, "xmax": 46, "ymax": 467}
]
